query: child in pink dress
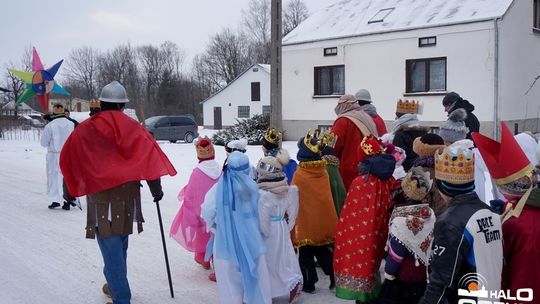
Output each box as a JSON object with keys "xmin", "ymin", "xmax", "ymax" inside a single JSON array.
[{"xmin": 170, "ymin": 136, "xmax": 222, "ymax": 269}]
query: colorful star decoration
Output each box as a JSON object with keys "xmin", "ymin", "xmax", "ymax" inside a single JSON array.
[{"xmin": 8, "ymin": 47, "xmax": 69, "ymax": 112}]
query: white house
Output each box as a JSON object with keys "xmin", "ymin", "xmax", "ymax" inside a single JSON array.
[
  {"xmin": 282, "ymin": 0, "xmax": 540, "ymax": 139},
  {"xmin": 202, "ymin": 63, "xmax": 271, "ymax": 129}
]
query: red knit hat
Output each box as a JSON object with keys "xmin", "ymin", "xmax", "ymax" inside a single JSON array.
[
  {"xmin": 472, "ymin": 122, "xmax": 533, "ymax": 185},
  {"xmin": 195, "ymin": 136, "xmax": 215, "ymax": 162}
]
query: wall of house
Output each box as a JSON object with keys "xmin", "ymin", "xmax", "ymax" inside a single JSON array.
[
  {"xmin": 498, "ymin": 0, "xmax": 540, "ymax": 134},
  {"xmin": 282, "ymin": 22, "xmax": 497, "ymax": 139},
  {"xmin": 203, "ymin": 66, "xmax": 270, "ymax": 128}
]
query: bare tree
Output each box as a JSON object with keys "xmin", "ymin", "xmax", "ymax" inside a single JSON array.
[
  {"xmin": 3, "ymin": 46, "xmax": 33, "ymax": 113},
  {"xmin": 97, "ymin": 43, "xmax": 142, "ymax": 114},
  {"xmin": 242, "ymin": 0, "xmax": 271, "ymax": 63},
  {"xmin": 202, "ymin": 28, "xmax": 251, "ymax": 86},
  {"xmin": 283, "ymin": 0, "xmax": 309, "ymax": 36},
  {"xmin": 64, "ymin": 46, "xmax": 100, "ymax": 99}
]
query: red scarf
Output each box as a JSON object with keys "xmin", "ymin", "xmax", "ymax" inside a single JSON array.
[{"xmin": 60, "ymin": 111, "xmax": 177, "ymax": 196}]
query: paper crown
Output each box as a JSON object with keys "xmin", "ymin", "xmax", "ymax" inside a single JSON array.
[
  {"xmin": 320, "ymin": 132, "xmax": 337, "ymax": 149},
  {"xmin": 195, "ymin": 136, "xmax": 215, "ymax": 160},
  {"xmin": 434, "ymin": 146, "xmax": 474, "ymax": 184},
  {"xmin": 401, "ymin": 167, "xmax": 433, "ymax": 201},
  {"xmin": 360, "ymin": 135, "xmax": 385, "ymax": 157},
  {"xmin": 472, "ymin": 122, "xmax": 534, "ymax": 185},
  {"xmin": 396, "ymin": 99, "xmax": 421, "ymax": 114},
  {"xmin": 303, "ymin": 129, "xmax": 322, "ymax": 154},
  {"xmin": 264, "ymin": 128, "xmax": 282, "ymax": 145}
]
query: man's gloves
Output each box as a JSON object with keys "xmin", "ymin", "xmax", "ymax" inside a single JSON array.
[{"xmin": 147, "ymin": 179, "xmax": 164, "ymax": 203}]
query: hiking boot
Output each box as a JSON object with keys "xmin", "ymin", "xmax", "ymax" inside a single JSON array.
[
  {"xmin": 208, "ymin": 272, "xmax": 217, "ymax": 282},
  {"xmin": 48, "ymin": 202, "xmax": 61, "ymax": 209},
  {"xmin": 102, "ymin": 283, "xmax": 113, "ymax": 298},
  {"xmin": 302, "ymin": 285, "xmax": 315, "ymax": 294},
  {"xmin": 62, "ymin": 202, "xmax": 71, "ymax": 210},
  {"xmin": 329, "ymin": 277, "xmax": 336, "ymax": 290}
]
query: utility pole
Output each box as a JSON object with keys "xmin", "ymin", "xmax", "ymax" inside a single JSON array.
[{"xmin": 270, "ymin": 0, "xmax": 283, "ymax": 132}]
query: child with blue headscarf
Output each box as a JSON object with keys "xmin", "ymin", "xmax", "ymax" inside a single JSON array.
[{"xmin": 201, "ymin": 151, "xmax": 272, "ymax": 304}]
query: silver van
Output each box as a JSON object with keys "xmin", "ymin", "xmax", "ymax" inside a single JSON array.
[{"xmin": 145, "ymin": 115, "xmax": 198, "ymax": 143}]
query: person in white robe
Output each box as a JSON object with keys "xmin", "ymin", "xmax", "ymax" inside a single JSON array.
[
  {"xmin": 40, "ymin": 104, "xmax": 74, "ymax": 209},
  {"xmin": 256, "ymin": 155, "xmax": 303, "ymax": 303}
]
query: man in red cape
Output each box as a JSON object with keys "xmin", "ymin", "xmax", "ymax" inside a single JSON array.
[{"xmin": 60, "ymin": 81, "xmax": 177, "ymax": 304}]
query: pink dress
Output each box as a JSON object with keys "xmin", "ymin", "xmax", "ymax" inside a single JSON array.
[{"xmin": 170, "ymin": 161, "xmax": 221, "ymax": 255}]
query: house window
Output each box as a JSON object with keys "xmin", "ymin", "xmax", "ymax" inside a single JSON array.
[
  {"xmin": 406, "ymin": 57, "xmax": 447, "ymax": 93},
  {"xmin": 262, "ymin": 105, "xmax": 271, "ymax": 116},
  {"xmin": 314, "ymin": 65, "xmax": 345, "ymax": 96},
  {"xmin": 324, "ymin": 47, "xmax": 338, "ymax": 56},
  {"xmin": 238, "ymin": 106, "xmax": 250, "ymax": 118},
  {"xmin": 251, "ymin": 82, "xmax": 260, "ymax": 101},
  {"xmin": 535, "ymin": 0, "xmax": 540, "ymax": 29},
  {"xmin": 368, "ymin": 8, "xmax": 395, "ymax": 24},
  {"xmin": 419, "ymin": 36, "xmax": 437, "ymax": 47}
]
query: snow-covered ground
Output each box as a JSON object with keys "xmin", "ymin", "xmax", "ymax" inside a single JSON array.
[{"xmin": 0, "ymin": 128, "xmax": 348, "ymax": 304}]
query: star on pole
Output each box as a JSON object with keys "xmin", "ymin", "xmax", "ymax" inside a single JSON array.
[{"xmin": 8, "ymin": 47, "xmax": 70, "ymax": 112}]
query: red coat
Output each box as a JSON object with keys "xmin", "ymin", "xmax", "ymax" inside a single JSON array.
[
  {"xmin": 501, "ymin": 204, "xmax": 540, "ymax": 298},
  {"xmin": 372, "ymin": 114, "xmax": 387, "ymax": 136},
  {"xmin": 331, "ymin": 117, "xmax": 366, "ymax": 191}
]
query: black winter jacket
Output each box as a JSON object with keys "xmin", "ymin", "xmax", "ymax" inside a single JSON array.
[
  {"xmin": 393, "ymin": 126, "xmax": 429, "ymax": 171},
  {"xmin": 419, "ymin": 192, "xmax": 503, "ymax": 304}
]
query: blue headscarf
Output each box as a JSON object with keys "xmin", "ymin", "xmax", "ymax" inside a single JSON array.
[{"xmin": 215, "ymin": 151, "xmax": 267, "ymax": 303}]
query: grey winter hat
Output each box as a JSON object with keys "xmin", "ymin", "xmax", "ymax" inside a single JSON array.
[
  {"xmin": 439, "ymin": 108, "xmax": 469, "ymax": 144},
  {"xmin": 355, "ymin": 89, "xmax": 372, "ymax": 103}
]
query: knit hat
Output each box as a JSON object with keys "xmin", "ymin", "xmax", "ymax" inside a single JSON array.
[
  {"xmin": 257, "ymin": 156, "xmax": 282, "ymax": 174},
  {"xmin": 439, "ymin": 108, "xmax": 469, "ymax": 144},
  {"xmin": 262, "ymin": 128, "xmax": 282, "ymax": 151},
  {"xmin": 195, "ymin": 136, "xmax": 215, "ymax": 162},
  {"xmin": 225, "ymin": 139, "xmax": 248, "ymax": 153},
  {"xmin": 401, "ymin": 167, "xmax": 433, "ymax": 201},
  {"xmin": 434, "ymin": 140, "xmax": 475, "ymax": 196},
  {"xmin": 355, "ymin": 89, "xmax": 372, "ymax": 103},
  {"xmin": 442, "ymin": 91, "xmax": 462, "ymax": 107},
  {"xmin": 297, "ymin": 130, "xmax": 323, "ymax": 162},
  {"xmin": 413, "ymin": 133, "xmax": 446, "ymax": 157}
]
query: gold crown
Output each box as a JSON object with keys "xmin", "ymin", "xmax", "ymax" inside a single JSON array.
[
  {"xmin": 396, "ymin": 99, "xmax": 420, "ymax": 114},
  {"xmin": 320, "ymin": 132, "xmax": 338, "ymax": 149},
  {"xmin": 434, "ymin": 149, "xmax": 475, "ymax": 184},
  {"xmin": 264, "ymin": 128, "xmax": 282, "ymax": 145},
  {"xmin": 304, "ymin": 129, "xmax": 324, "ymax": 154},
  {"xmin": 90, "ymin": 99, "xmax": 101, "ymax": 108}
]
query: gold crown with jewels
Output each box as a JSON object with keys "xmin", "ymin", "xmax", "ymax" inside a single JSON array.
[{"xmin": 434, "ymin": 148, "xmax": 475, "ymax": 184}]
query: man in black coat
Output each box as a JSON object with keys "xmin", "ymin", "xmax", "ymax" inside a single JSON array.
[{"xmin": 442, "ymin": 92, "xmax": 479, "ymax": 139}]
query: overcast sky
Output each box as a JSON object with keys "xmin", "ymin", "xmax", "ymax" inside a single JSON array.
[{"xmin": 1, "ymin": 0, "xmax": 331, "ymax": 73}]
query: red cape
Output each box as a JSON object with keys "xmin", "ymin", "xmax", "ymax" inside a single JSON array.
[{"xmin": 60, "ymin": 111, "xmax": 177, "ymax": 197}]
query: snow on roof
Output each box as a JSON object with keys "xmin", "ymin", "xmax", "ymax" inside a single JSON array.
[
  {"xmin": 283, "ymin": 0, "xmax": 513, "ymax": 45},
  {"xmin": 259, "ymin": 64, "xmax": 271, "ymax": 74}
]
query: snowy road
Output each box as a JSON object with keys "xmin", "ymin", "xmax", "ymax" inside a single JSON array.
[{"xmin": 0, "ymin": 134, "xmax": 348, "ymax": 304}]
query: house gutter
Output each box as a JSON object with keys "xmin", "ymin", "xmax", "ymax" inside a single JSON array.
[{"xmin": 493, "ymin": 17, "xmax": 501, "ymax": 139}]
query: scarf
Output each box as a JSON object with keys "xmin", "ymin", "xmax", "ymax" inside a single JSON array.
[
  {"xmin": 388, "ymin": 203, "xmax": 435, "ymax": 266},
  {"xmin": 257, "ymin": 175, "xmax": 290, "ymax": 194},
  {"xmin": 392, "ymin": 113, "xmax": 420, "ymax": 133},
  {"xmin": 335, "ymin": 102, "xmax": 378, "ymax": 136},
  {"xmin": 361, "ymin": 104, "xmax": 377, "ymax": 117}
]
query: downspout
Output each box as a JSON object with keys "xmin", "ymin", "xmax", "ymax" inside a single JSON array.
[{"xmin": 493, "ymin": 17, "xmax": 501, "ymax": 139}]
